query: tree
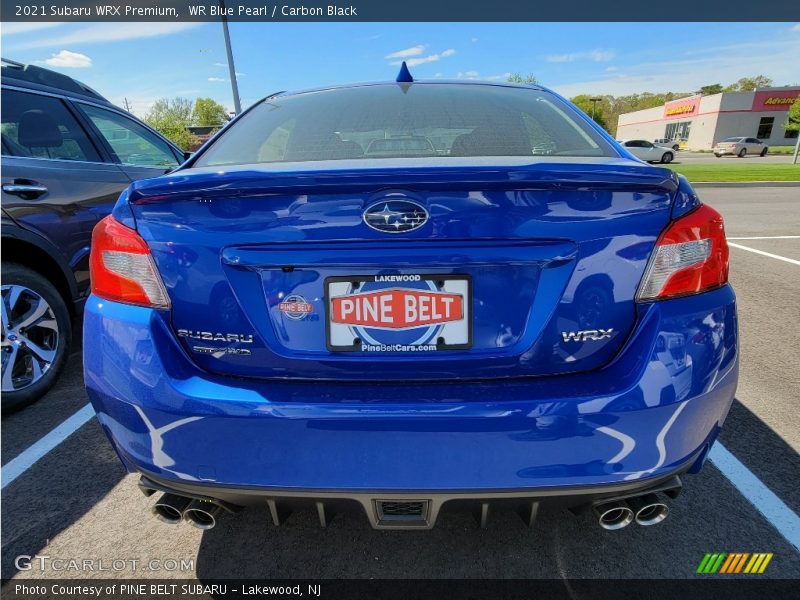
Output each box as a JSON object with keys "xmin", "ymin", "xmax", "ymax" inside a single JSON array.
[
  {"xmin": 724, "ymin": 75, "xmax": 773, "ymax": 92},
  {"xmin": 193, "ymin": 97, "xmax": 230, "ymax": 127},
  {"xmin": 507, "ymin": 73, "xmax": 537, "ymax": 84},
  {"xmin": 699, "ymin": 84, "xmax": 724, "ymax": 96},
  {"xmin": 570, "ymin": 94, "xmax": 610, "ymax": 131},
  {"xmin": 784, "ymin": 96, "xmax": 800, "ymax": 164},
  {"xmin": 785, "ymin": 96, "xmax": 800, "ymax": 131},
  {"xmin": 144, "ymin": 97, "xmax": 198, "ymax": 150}
]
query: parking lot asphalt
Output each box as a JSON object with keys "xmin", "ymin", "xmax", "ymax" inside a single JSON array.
[{"xmin": 2, "ymin": 186, "xmax": 799, "ymax": 581}]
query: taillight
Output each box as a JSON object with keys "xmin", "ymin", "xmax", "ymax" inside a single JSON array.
[
  {"xmin": 90, "ymin": 215, "xmax": 170, "ymax": 308},
  {"xmin": 637, "ymin": 204, "xmax": 729, "ymax": 301}
]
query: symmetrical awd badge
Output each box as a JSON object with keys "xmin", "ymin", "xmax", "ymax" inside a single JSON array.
[{"xmin": 363, "ymin": 200, "xmax": 428, "ymax": 233}]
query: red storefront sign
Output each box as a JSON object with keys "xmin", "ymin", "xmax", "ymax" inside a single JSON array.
[
  {"xmin": 752, "ymin": 89, "xmax": 800, "ymax": 112},
  {"xmin": 663, "ymin": 96, "xmax": 701, "ymax": 120}
]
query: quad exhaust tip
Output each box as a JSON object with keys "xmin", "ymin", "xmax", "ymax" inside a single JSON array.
[
  {"xmin": 594, "ymin": 500, "xmax": 634, "ymax": 530},
  {"xmin": 183, "ymin": 499, "xmax": 223, "ymax": 530},
  {"xmin": 629, "ymin": 493, "xmax": 669, "ymax": 526},
  {"xmin": 594, "ymin": 493, "xmax": 669, "ymax": 530},
  {"xmin": 152, "ymin": 493, "xmax": 191, "ymax": 525}
]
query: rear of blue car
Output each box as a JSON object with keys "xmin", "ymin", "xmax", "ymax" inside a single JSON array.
[{"xmin": 83, "ymin": 82, "xmax": 737, "ymax": 530}]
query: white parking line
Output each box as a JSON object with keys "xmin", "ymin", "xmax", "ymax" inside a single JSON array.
[
  {"xmin": 710, "ymin": 442, "xmax": 800, "ymax": 552},
  {"xmin": 728, "ymin": 242, "xmax": 800, "ymax": 266},
  {"xmin": 728, "ymin": 236, "xmax": 800, "ymax": 240},
  {"xmin": 1, "ymin": 403, "xmax": 95, "ymax": 489}
]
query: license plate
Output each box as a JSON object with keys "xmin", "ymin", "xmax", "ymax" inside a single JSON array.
[{"xmin": 326, "ymin": 274, "xmax": 472, "ymax": 352}]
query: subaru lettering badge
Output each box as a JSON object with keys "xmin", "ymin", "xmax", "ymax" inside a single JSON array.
[{"xmin": 363, "ymin": 200, "xmax": 429, "ymax": 234}]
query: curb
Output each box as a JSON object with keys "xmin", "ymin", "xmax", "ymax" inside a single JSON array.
[{"xmin": 691, "ymin": 181, "xmax": 800, "ymax": 188}]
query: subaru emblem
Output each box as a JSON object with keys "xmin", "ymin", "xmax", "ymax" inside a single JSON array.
[{"xmin": 363, "ymin": 200, "xmax": 429, "ymax": 234}]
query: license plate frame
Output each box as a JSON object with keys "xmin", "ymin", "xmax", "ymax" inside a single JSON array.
[{"xmin": 325, "ymin": 274, "xmax": 473, "ymax": 353}]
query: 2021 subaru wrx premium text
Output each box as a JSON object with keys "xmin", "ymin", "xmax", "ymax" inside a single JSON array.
[{"xmin": 83, "ymin": 74, "xmax": 738, "ymax": 531}]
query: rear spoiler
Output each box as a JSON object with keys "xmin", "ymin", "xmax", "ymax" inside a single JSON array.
[{"xmin": 127, "ymin": 161, "xmax": 679, "ymax": 205}]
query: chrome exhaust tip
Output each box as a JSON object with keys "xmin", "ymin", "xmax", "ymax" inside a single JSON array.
[
  {"xmin": 629, "ymin": 494, "xmax": 669, "ymax": 526},
  {"xmin": 152, "ymin": 493, "xmax": 191, "ymax": 525},
  {"xmin": 593, "ymin": 501, "xmax": 634, "ymax": 530},
  {"xmin": 184, "ymin": 499, "xmax": 223, "ymax": 530}
]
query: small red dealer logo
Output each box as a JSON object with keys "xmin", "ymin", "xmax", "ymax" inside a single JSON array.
[
  {"xmin": 331, "ymin": 288, "xmax": 463, "ymax": 330},
  {"xmin": 278, "ymin": 294, "xmax": 314, "ymax": 320}
]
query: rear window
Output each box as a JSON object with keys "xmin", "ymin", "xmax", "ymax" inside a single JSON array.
[
  {"xmin": 194, "ymin": 84, "xmax": 615, "ymax": 167},
  {"xmin": 722, "ymin": 137, "xmax": 744, "ymax": 142}
]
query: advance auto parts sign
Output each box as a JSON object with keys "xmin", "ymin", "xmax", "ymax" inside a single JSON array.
[{"xmin": 752, "ymin": 90, "xmax": 800, "ymax": 111}]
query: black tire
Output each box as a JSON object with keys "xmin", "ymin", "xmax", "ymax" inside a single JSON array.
[
  {"xmin": 661, "ymin": 152, "xmax": 673, "ymax": 164},
  {"xmin": 1, "ymin": 263, "xmax": 71, "ymax": 413},
  {"xmin": 714, "ymin": 154, "xmax": 722, "ymax": 158},
  {"xmin": 738, "ymin": 148, "xmax": 747, "ymax": 158},
  {"xmin": 672, "ymin": 144, "xmax": 680, "ymax": 151},
  {"xmin": 760, "ymin": 147, "xmax": 768, "ymax": 157}
]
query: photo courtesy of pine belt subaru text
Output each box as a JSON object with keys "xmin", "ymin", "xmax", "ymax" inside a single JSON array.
[{"xmin": 83, "ymin": 64, "xmax": 738, "ymax": 531}]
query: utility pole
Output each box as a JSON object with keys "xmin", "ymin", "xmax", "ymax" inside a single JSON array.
[
  {"xmin": 122, "ymin": 98, "xmax": 133, "ymax": 113},
  {"xmin": 220, "ymin": 0, "xmax": 242, "ymax": 115},
  {"xmin": 589, "ymin": 97, "xmax": 602, "ymax": 121}
]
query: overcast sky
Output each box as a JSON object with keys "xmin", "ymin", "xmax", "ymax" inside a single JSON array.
[{"xmin": 2, "ymin": 21, "xmax": 799, "ymax": 115}]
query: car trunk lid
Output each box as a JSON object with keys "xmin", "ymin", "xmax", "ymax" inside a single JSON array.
[{"xmin": 129, "ymin": 158, "xmax": 677, "ymax": 381}]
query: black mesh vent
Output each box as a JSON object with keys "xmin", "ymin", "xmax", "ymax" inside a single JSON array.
[
  {"xmin": 380, "ymin": 501, "xmax": 425, "ymax": 516},
  {"xmin": 375, "ymin": 499, "xmax": 431, "ymax": 526}
]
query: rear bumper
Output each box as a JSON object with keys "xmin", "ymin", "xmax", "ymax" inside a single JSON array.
[
  {"xmin": 83, "ymin": 285, "xmax": 738, "ymax": 496},
  {"xmin": 138, "ymin": 465, "xmax": 690, "ymax": 529}
]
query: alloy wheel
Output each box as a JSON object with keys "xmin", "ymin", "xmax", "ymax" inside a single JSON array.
[{"xmin": 1, "ymin": 284, "xmax": 59, "ymax": 392}]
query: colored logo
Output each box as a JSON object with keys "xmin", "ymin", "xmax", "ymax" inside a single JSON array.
[
  {"xmin": 278, "ymin": 295, "xmax": 313, "ymax": 320},
  {"xmin": 665, "ymin": 104, "xmax": 696, "ymax": 116},
  {"xmin": 363, "ymin": 200, "xmax": 428, "ymax": 234},
  {"xmin": 763, "ymin": 97, "xmax": 797, "ymax": 106},
  {"xmin": 753, "ymin": 90, "xmax": 800, "ymax": 111},
  {"xmin": 663, "ymin": 96, "xmax": 700, "ymax": 119},
  {"xmin": 331, "ymin": 288, "xmax": 463, "ymax": 330},
  {"xmin": 696, "ymin": 552, "xmax": 773, "ymax": 574}
]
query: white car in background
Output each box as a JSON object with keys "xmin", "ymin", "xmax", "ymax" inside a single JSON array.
[
  {"xmin": 713, "ymin": 137, "xmax": 768, "ymax": 158},
  {"xmin": 618, "ymin": 139, "xmax": 675, "ymax": 164},
  {"xmin": 654, "ymin": 138, "xmax": 681, "ymax": 151}
]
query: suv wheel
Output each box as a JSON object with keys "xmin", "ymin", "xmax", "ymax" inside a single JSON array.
[{"xmin": 1, "ymin": 263, "xmax": 71, "ymax": 412}]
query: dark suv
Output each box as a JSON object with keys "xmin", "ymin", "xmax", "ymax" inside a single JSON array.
[{"xmin": 1, "ymin": 59, "xmax": 185, "ymax": 410}]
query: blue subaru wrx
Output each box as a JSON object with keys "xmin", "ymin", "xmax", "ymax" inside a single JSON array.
[{"xmin": 83, "ymin": 74, "xmax": 738, "ymax": 531}]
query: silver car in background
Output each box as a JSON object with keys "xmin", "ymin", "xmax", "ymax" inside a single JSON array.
[
  {"xmin": 654, "ymin": 138, "xmax": 681, "ymax": 151},
  {"xmin": 713, "ymin": 137, "xmax": 768, "ymax": 158}
]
